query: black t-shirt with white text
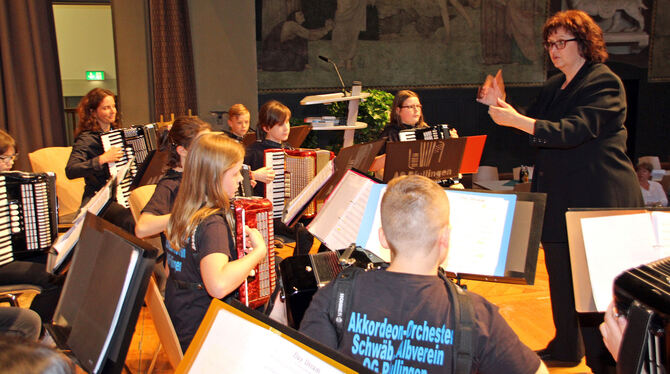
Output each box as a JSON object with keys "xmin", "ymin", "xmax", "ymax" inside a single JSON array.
[{"xmin": 300, "ymin": 270, "xmax": 540, "ymax": 374}]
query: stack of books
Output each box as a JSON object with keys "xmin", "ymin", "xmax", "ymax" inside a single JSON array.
[{"xmin": 304, "ymin": 116, "xmax": 343, "ymax": 127}]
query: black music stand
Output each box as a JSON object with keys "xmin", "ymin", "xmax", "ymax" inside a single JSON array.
[
  {"xmin": 314, "ymin": 139, "xmax": 385, "ymax": 202},
  {"xmin": 46, "ymin": 213, "xmax": 157, "ymax": 373},
  {"xmin": 383, "ymin": 138, "xmax": 467, "ymax": 183},
  {"xmin": 458, "ymin": 189, "xmax": 547, "ymax": 285}
]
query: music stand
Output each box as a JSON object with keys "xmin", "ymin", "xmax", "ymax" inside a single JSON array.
[
  {"xmin": 177, "ymin": 299, "xmax": 371, "ymax": 373},
  {"xmin": 287, "ymin": 125, "xmax": 312, "ymax": 148},
  {"xmin": 46, "ymin": 213, "xmax": 157, "ymax": 374},
  {"xmin": 309, "ymin": 169, "xmax": 547, "ymax": 285},
  {"xmin": 383, "ymin": 138, "xmax": 467, "ymax": 183},
  {"xmin": 282, "ymin": 140, "xmax": 385, "ymax": 228},
  {"xmin": 315, "ymin": 139, "xmax": 385, "ymax": 202},
  {"xmin": 242, "ymin": 132, "xmax": 256, "ymax": 147},
  {"xmin": 566, "ymin": 207, "xmax": 670, "ymax": 312}
]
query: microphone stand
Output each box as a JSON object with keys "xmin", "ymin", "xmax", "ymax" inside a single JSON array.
[{"xmin": 319, "ymin": 56, "xmax": 348, "ymax": 97}]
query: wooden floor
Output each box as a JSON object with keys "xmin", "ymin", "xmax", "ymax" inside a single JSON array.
[{"xmin": 121, "ymin": 245, "xmax": 593, "ymax": 373}]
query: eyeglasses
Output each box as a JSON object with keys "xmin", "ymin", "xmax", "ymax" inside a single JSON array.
[
  {"xmin": 0, "ymin": 153, "xmax": 18, "ymax": 162},
  {"xmin": 543, "ymin": 38, "xmax": 577, "ymax": 51},
  {"xmin": 400, "ymin": 104, "xmax": 422, "ymax": 110}
]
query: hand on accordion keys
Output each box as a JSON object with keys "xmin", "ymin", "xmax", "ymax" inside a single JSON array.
[
  {"xmin": 243, "ymin": 225, "xmax": 268, "ymax": 277},
  {"xmin": 251, "ymin": 166, "xmax": 276, "ymax": 184},
  {"xmin": 98, "ymin": 146, "xmax": 124, "ymax": 165}
]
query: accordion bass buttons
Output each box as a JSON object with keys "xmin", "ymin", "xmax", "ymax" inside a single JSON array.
[{"xmin": 10, "ymin": 204, "xmax": 20, "ymax": 233}]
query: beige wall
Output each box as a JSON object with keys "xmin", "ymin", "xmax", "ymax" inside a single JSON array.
[
  {"xmin": 62, "ymin": 1, "xmax": 258, "ymax": 126},
  {"xmin": 111, "ymin": 0, "xmax": 152, "ymax": 125},
  {"xmin": 53, "ymin": 4, "xmax": 117, "ymax": 97},
  {"xmin": 188, "ymin": 1, "xmax": 259, "ymax": 130}
]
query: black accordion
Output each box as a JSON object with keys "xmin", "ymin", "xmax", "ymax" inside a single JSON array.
[
  {"xmin": 279, "ymin": 247, "xmax": 385, "ymax": 328},
  {"xmin": 0, "ymin": 172, "xmax": 58, "ymax": 266},
  {"xmin": 398, "ymin": 124, "xmax": 451, "ymax": 142},
  {"xmin": 614, "ymin": 257, "xmax": 670, "ymax": 373},
  {"xmin": 101, "ymin": 123, "xmax": 159, "ymax": 208}
]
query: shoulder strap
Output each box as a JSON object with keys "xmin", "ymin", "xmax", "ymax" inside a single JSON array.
[
  {"xmin": 329, "ymin": 266, "xmax": 363, "ymax": 345},
  {"xmin": 438, "ymin": 269, "xmax": 476, "ymax": 374}
]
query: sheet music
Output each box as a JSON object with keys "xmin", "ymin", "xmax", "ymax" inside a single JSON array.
[
  {"xmin": 186, "ymin": 303, "xmax": 347, "ymax": 373},
  {"xmin": 308, "ymin": 170, "xmax": 376, "ymax": 250},
  {"xmin": 357, "ymin": 189, "xmax": 516, "ymax": 277},
  {"xmin": 84, "ymin": 178, "xmax": 113, "ymax": 215},
  {"xmin": 651, "ymin": 211, "xmax": 670, "ymax": 250},
  {"xmin": 48, "ymin": 212, "xmax": 87, "ymax": 273},
  {"xmin": 48, "ymin": 178, "xmax": 114, "ymax": 273},
  {"xmin": 442, "ymin": 190, "xmax": 516, "ymax": 276},
  {"xmin": 581, "ymin": 213, "xmax": 662, "ymax": 311},
  {"xmin": 356, "ymin": 185, "xmax": 389, "ymax": 261},
  {"xmin": 282, "ymin": 159, "xmax": 334, "ymax": 225}
]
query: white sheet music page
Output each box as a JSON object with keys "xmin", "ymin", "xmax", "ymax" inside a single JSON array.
[
  {"xmin": 307, "ymin": 170, "xmax": 376, "ymax": 250},
  {"xmin": 48, "ymin": 212, "xmax": 87, "ymax": 273},
  {"xmin": 651, "ymin": 211, "xmax": 670, "ymax": 255},
  {"xmin": 356, "ymin": 185, "xmax": 389, "ymax": 261},
  {"xmin": 581, "ymin": 213, "xmax": 661, "ymax": 311},
  {"xmin": 187, "ymin": 307, "xmax": 345, "ymax": 373},
  {"xmin": 441, "ymin": 190, "xmax": 513, "ymax": 275}
]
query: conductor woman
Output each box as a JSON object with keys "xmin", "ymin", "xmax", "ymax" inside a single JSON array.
[{"xmin": 479, "ymin": 9, "xmax": 642, "ymax": 373}]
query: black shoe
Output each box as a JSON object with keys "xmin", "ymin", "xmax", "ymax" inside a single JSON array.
[{"xmin": 534, "ymin": 348, "xmax": 582, "ymax": 367}]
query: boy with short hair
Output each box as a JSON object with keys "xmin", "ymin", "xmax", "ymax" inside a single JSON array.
[{"xmin": 300, "ymin": 175, "xmax": 547, "ymax": 373}]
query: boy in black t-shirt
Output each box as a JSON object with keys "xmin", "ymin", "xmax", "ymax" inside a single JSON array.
[{"xmin": 300, "ymin": 175, "xmax": 547, "ymax": 374}]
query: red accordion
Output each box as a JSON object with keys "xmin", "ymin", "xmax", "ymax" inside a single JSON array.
[
  {"xmin": 264, "ymin": 148, "xmax": 334, "ymax": 220},
  {"xmin": 231, "ymin": 197, "xmax": 276, "ymax": 309}
]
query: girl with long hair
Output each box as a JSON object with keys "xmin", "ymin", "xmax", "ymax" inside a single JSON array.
[
  {"xmin": 135, "ymin": 116, "xmax": 211, "ymax": 238},
  {"xmin": 164, "ymin": 132, "xmax": 267, "ymax": 352}
]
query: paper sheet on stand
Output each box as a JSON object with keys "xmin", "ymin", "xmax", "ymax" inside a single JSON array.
[{"xmin": 581, "ymin": 213, "xmax": 661, "ymax": 311}]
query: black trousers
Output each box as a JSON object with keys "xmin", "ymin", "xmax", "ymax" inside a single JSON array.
[
  {"xmin": 543, "ymin": 242, "xmax": 615, "ymax": 373},
  {"xmin": 0, "ymin": 261, "xmax": 63, "ymax": 323},
  {"xmin": 101, "ymin": 201, "xmax": 136, "ymax": 234}
]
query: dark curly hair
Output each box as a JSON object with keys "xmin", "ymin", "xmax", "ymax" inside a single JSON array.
[
  {"xmin": 543, "ymin": 9, "xmax": 608, "ymax": 63},
  {"xmin": 75, "ymin": 88, "xmax": 120, "ymax": 137}
]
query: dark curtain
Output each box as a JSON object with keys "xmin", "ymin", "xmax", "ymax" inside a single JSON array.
[
  {"xmin": 149, "ymin": 0, "xmax": 198, "ymax": 119},
  {"xmin": 0, "ymin": 0, "xmax": 65, "ymax": 171}
]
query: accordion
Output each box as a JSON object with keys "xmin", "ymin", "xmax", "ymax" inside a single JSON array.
[
  {"xmin": 229, "ymin": 197, "xmax": 276, "ymax": 309},
  {"xmin": 101, "ymin": 124, "xmax": 159, "ymax": 208},
  {"xmin": 0, "ymin": 172, "xmax": 58, "ymax": 266},
  {"xmin": 264, "ymin": 148, "xmax": 333, "ymax": 220},
  {"xmin": 398, "ymin": 124, "xmax": 451, "ymax": 142},
  {"xmin": 614, "ymin": 257, "xmax": 670, "ymax": 373},
  {"xmin": 279, "ymin": 247, "xmax": 385, "ymax": 328}
]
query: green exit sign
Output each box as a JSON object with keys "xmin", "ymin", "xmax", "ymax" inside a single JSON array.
[{"xmin": 85, "ymin": 71, "xmax": 105, "ymax": 81}]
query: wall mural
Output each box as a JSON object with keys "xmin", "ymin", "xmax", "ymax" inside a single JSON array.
[
  {"xmin": 649, "ymin": 0, "xmax": 669, "ymax": 81},
  {"xmin": 257, "ymin": 0, "xmax": 550, "ymax": 92},
  {"xmin": 566, "ymin": 0, "xmax": 653, "ymax": 70}
]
